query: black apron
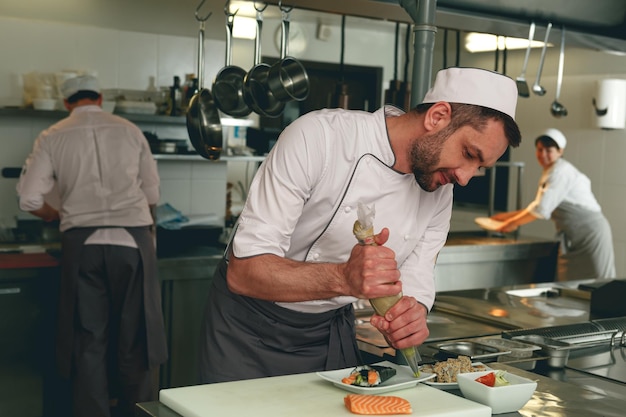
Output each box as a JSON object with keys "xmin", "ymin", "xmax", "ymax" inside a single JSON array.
[
  {"xmin": 199, "ymin": 257, "xmax": 362, "ymax": 383},
  {"xmin": 56, "ymin": 226, "xmax": 167, "ymax": 378}
]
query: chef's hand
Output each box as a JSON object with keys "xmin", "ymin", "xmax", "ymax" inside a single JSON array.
[
  {"xmin": 343, "ymin": 228, "xmax": 402, "ymax": 299},
  {"xmin": 369, "ymin": 297, "xmax": 429, "ymax": 349},
  {"xmin": 496, "ymin": 221, "xmax": 519, "ymax": 233}
]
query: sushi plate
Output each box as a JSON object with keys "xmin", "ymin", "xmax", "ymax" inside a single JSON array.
[
  {"xmin": 316, "ymin": 361, "xmax": 435, "ymax": 394},
  {"xmin": 422, "ymin": 362, "xmax": 491, "ymax": 390}
]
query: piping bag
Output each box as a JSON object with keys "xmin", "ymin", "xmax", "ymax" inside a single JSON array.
[{"xmin": 353, "ymin": 202, "xmax": 421, "ymax": 377}]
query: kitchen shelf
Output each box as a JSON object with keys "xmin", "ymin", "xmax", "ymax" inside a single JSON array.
[
  {"xmin": 0, "ymin": 107, "xmax": 255, "ymax": 127},
  {"xmin": 153, "ymin": 154, "xmax": 265, "ymax": 162}
]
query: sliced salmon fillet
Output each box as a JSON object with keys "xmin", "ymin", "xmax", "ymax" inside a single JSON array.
[{"xmin": 344, "ymin": 394, "xmax": 412, "ymax": 415}]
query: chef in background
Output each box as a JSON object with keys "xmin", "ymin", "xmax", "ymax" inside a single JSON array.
[
  {"xmin": 16, "ymin": 75, "xmax": 167, "ymax": 417},
  {"xmin": 199, "ymin": 67, "xmax": 522, "ymax": 383},
  {"xmin": 491, "ymin": 128, "xmax": 615, "ymax": 281}
]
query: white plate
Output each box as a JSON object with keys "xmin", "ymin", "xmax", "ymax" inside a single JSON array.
[
  {"xmin": 422, "ymin": 362, "xmax": 491, "ymax": 390},
  {"xmin": 474, "ymin": 217, "xmax": 504, "ymax": 231},
  {"xmin": 316, "ymin": 361, "xmax": 435, "ymax": 394}
]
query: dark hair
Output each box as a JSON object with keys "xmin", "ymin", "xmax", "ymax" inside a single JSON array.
[
  {"xmin": 414, "ymin": 102, "xmax": 521, "ymax": 148},
  {"xmin": 66, "ymin": 90, "xmax": 101, "ymax": 104},
  {"xmin": 535, "ymin": 135, "xmax": 560, "ymax": 149}
]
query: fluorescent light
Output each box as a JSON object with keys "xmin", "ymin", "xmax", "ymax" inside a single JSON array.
[
  {"xmin": 232, "ymin": 16, "xmax": 256, "ymax": 39},
  {"xmin": 464, "ymin": 32, "xmax": 549, "ymax": 53}
]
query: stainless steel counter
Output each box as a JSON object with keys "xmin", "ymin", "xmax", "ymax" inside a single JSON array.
[{"xmin": 435, "ymin": 232, "xmax": 559, "ymax": 292}]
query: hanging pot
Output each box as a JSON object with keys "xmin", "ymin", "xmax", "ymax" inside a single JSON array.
[
  {"xmin": 267, "ymin": 4, "xmax": 309, "ymax": 102},
  {"xmin": 213, "ymin": 7, "xmax": 251, "ymax": 118},
  {"xmin": 186, "ymin": 1, "xmax": 223, "ymax": 160},
  {"xmin": 242, "ymin": 4, "xmax": 284, "ymax": 118}
]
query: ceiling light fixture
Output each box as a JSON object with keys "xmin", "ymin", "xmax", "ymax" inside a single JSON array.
[{"xmin": 464, "ymin": 32, "xmax": 549, "ymax": 53}]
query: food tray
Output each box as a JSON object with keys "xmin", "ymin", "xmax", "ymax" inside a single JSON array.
[
  {"xmin": 476, "ymin": 337, "xmax": 541, "ymax": 358},
  {"xmin": 436, "ymin": 341, "xmax": 511, "ymax": 360}
]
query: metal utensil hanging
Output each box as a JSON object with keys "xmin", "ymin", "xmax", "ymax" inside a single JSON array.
[
  {"xmin": 242, "ymin": 2, "xmax": 285, "ymax": 118},
  {"xmin": 266, "ymin": 1, "xmax": 310, "ymax": 102},
  {"xmin": 532, "ymin": 22, "xmax": 552, "ymax": 96},
  {"xmin": 551, "ymin": 26, "xmax": 568, "ymax": 118},
  {"xmin": 516, "ymin": 22, "xmax": 535, "ymax": 97},
  {"xmin": 212, "ymin": 1, "xmax": 251, "ymax": 117},
  {"xmin": 186, "ymin": 0, "xmax": 223, "ymax": 160},
  {"xmin": 331, "ymin": 14, "xmax": 349, "ymax": 109},
  {"xmin": 384, "ymin": 22, "xmax": 401, "ymax": 106}
]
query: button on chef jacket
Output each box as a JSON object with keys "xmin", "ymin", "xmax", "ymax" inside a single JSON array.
[{"xmin": 232, "ymin": 106, "xmax": 453, "ymax": 314}]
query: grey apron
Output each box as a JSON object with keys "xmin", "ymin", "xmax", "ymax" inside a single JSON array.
[
  {"xmin": 199, "ymin": 257, "xmax": 362, "ymax": 383},
  {"xmin": 57, "ymin": 226, "xmax": 167, "ymax": 378},
  {"xmin": 552, "ymin": 202, "xmax": 616, "ymax": 281}
]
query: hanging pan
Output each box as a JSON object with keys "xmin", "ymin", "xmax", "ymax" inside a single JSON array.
[
  {"xmin": 212, "ymin": 2, "xmax": 251, "ymax": 117},
  {"xmin": 516, "ymin": 22, "xmax": 535, "ymax": 97},
  {"xmin": 186, "ymin": 0, "xmax": 223, "ymax": 160},
  {"xmin": 267, "ymin": 2, "xmax": 310, "ymax": 102},
  {"xmin": 242, "ymin": 2, "xmax": 284, "ymax": 117}
]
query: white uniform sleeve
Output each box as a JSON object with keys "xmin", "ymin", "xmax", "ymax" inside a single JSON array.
[
  {"xmin": 233, "ymin": 116, "xmax": 325, "ymax": 258},
  {"xmin": 137, "ymin": 132, "xmax": 160, "ymax": 205},
  {"xmin": 529, "ymin": 161, "xmax": 573, "ymax": 219},
  {"xmin": 400, "ymin": 186, "xmax": 453, "ymax": 310},
  {"xmin": 16, "ymin": 133, "xmax": 55, "ymax": 212}
]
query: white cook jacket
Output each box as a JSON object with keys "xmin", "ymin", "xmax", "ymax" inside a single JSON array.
[
  {"xmin": 528, "ymin": 158, "xmax": 601, "ymax": 219},
  {"xmin": 232, "ymin": 106, "xmax": 453, "ymax": 313}
]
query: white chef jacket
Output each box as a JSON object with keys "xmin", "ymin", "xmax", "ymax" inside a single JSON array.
[
  {"xmin": 16, "ymin": 105, "xmax": 159, "ymax": 240},
  {"xmin": 527, "ymin": 158, "xmax": 601, "ymax": 220},
  {"xmin": 232, "ymin": 106, "xmax": 453, "ymax": 313}
]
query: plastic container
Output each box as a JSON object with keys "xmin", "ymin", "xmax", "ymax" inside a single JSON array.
[{"xmin": 32, "ymin": 98, "xmax": 57, "ymax": 111}]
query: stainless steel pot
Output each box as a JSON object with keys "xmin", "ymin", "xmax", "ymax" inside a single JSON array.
[
  {"xmin": 186, "ymin": 1, "xmax": 223, "ymax": 160},
  {"xmin": 267, "ymin": 5, "xmax": 309, "ymax": 102},
  {"xmin": 212, "ymin": 8, "xmax": 251, "ymax": 118},
  {"xmin": 242, "ymin": 5, "xmax": 284, "ymax": 118}
]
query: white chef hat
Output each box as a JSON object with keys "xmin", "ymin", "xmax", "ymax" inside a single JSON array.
[
  {"xmin": 61, "ymin": 75, "xmax": 101, "ymax": 99},
  {"xmin": 538, "ymin": 128, "xmax": 567, "ymax": 149},
  {"xmin": 421, "ymin": 67, "xmax": 518, "ymax": 120}
]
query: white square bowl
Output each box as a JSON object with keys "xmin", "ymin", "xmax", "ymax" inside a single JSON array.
[{"xmin": 457, "ymin": 370, "xmax": 537, "ymax": 414}]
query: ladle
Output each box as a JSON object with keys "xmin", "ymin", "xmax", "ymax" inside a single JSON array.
[
  {"xmin": 551, "ymin": 26, "xmax": 568, "ymax": 118},
  {"xmin": 532, "ymin": 22, "xmax": 552, "ymax": 96},
  {"xmin": 516, "ymin": 22, "xmax": 535, "ymax": 97}
]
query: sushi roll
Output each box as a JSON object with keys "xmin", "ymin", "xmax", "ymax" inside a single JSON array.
[{"xmin": 341, "ymin": 365, "xmax": 397, "ymax": 387}]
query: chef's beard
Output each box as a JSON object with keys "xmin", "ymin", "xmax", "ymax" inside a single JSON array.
[{"xmin": 409, "ymin": 128, "xmax": 453, "ymax": 192}]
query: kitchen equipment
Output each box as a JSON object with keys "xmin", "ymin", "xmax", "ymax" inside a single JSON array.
[
  {"xmin": 159, "ymin": 371, "xmax": 492, "ymax": 417},
  {"xmin": 242, "ymin": 3, "xmax": 284, "ymax": 118},
  {"xmin": 550, "ymin": 26, "xmax": 568, "ymax": 118},
  {"xmin": 186, "ymin": 0, "xmax": 223, "ymax": 160},
  {"xmin": 212, "ymin": 3, "xmax": 251, "ymax": 118},
  {"xmin": 352, "ymin": 202, "xmax": 422, "ymax": 377},
  {"xmin": 331, "ymin": 15, "xmax": 349, "ymax": 109},
  {"xmin": 267, "ymin": 2, "xmax": 310, "ymax": 102},
  {"xmin": 516, "ymin": 22, "xmax": 535, "ymax": 97},
  {"xmin": 384, "ymin": 22, "xmax": 401, "ymax": 106},
  {"xmin": 532, "ymin": 22, "xmax": 552, "ymax": 96},
  {"xmin": 436, "ymin": 340, "xmax": 511, "ymax": 361}
]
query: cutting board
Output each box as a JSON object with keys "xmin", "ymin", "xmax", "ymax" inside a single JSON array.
[{"xmin": 160, "ymin": 372, "xmax": 491, "ymax": 417}]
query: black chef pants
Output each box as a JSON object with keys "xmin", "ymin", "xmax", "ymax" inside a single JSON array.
[{"xmin": 72, "ymin": 244, "xmax": 152, "ymax": 417}]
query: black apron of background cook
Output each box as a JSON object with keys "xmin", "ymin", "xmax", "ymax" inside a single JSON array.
[
  {"xmin": 56, "ymin": 226, "xmax": 167, "ymax": 378},
  {"xmin": 199, "ymin": 257, "xmax": 362, "ymax": 383}
]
